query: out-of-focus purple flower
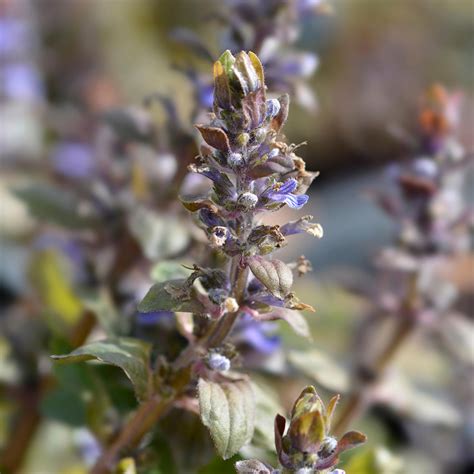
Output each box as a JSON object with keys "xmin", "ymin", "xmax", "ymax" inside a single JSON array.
[
  {"xmin": 412, "ymin": 158, "xmax": 438, "ymax": 179},
  {"xmin": 264, "ymin": 178, "xmax": 309, "ymax": 209},
  {"xmin": 198, "ymin": 82, "xmax": 214, "ymax": 109},
  {"xmin": 273, "ymin": 53, "xmax": 319, "ymax": 78},
  {"xmin": 0, "ymin": 18, "xmax": 32, "ymax": 58},
  {"xmin": 233, "ymin": 314, "xmax": 281, "ymax": 355},
  {"xmin": 73, "ymin": 428, "xmax": 102, "ymax": 467},
  {"xmin": 50, "ymin": 142, "xmax": 96, "ymax": 179},
  {"xmin": 136, "ymin": 310, "xmax": 173, "ymax": 326},
  {"xmin": 1, "ymin": 62, "xmax": 43, "ymax": 101}
]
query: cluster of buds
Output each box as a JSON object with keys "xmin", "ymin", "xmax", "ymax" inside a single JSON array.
[
  {"xmin": 168, "ymin": 50, "xmax": 323, "ymax": 323},
  {"xmin": 237, "ymin": 386, "xmax": 366, "ymax": 473}
]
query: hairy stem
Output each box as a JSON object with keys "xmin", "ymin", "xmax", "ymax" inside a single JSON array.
[{"xmin": 92, "ymin": 251, "xmax": 250, "ymax": 472}]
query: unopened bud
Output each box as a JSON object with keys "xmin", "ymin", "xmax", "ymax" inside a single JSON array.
[
  {"xmin": 238, "ymin": 192, "xmax": 258, "ymax": 209},
  {"xmin": 253, "ymin": 128, "xmax": 266, "ymax": 145},
  {"xmin": 207, "ymin": 353, "xmax": 231, "ymax": 372},
  {"xmin": 266, "ymin": 98, "xmax": 281, "ymax": 119},
  {"xmin": 236, "ymin": 133, "xmax": 250, "ymax": 147},
  {"xmin": 318, "ymin": 436, "xmax": 338, "ymax": 459},
  {"xmin": 228, "ymin": 152, "xmax": 244, "ymax": 168}
]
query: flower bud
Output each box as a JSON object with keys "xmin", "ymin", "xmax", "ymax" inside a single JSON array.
[
  {"xmin": 252, "ymin": 128, "xmax": 266, "ymax": 145},
  {"xmin": 238, "ymin": 192, "xmax": 258, "ymax": 209},
  {"xmin": 266, "ymin": 99, "xmax": 281, "ymax": 119},
  {"xmin": 228, "ymin": 152, "xmax": 244, "ymax": 168},
  {"xmin": 207, "ymin": 352, "xmax": 231, "ymax": 372},
  {"xmin": 236, "ymin": 133, "xmax": 250, "ymax": 147},
  {"xmin": 318, "ymin": 436, "xmax": 338, "ymax": 459}
]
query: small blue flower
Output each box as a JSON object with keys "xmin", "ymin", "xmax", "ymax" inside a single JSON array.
[
  {"xmin": 50, "ymin": 142, "xmax": 96, "ymax": 179},
  {"xmin": 136, "ymin": 311, "xmax": 173, "ymax": 325},
  {"xmin": 265, "ymin": 178, "xmax": 309, "ymax": 209}
]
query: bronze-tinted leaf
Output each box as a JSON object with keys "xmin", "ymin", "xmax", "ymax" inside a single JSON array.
[
  {"xmin": 337, "ymin": 430, "xmax": 367, "ymax": 454},
  {"xmin": 195, "ymin": 125, "xmax": 231, "ymax": 153}
]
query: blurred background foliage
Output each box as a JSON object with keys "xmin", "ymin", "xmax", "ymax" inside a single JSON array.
[{"xmin": 0, "ymin": 0, "xmax": 473, "ymax": 473}]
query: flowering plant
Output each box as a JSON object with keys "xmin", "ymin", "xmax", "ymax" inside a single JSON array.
[{"xmin": 47, "ymin": 50, "xmax": 365, "ymax": 473}]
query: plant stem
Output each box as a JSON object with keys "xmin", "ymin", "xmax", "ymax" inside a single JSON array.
[
  {"xmin": 91, "ymin": 254, "xmax": 250, "ymax": 473},
  {"xmin": 333, "ymin": 272, "xmax": 419, "ymax": 436}
]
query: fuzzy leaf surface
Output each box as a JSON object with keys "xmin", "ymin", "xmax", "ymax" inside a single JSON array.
[
  {"xmin": 138, "ymin": 279, "xmax": 206, "ymax": 314},
  {"xmin": 248, "ymin": 256, "xmax": 293, "ymax": 300},
  {"xmin": 52, "ymin": 338, "xmax": 152, "ymax": 401},
  {"xmin": 198, "ymin": 378, "xmax": 255, "ymax": 459}
]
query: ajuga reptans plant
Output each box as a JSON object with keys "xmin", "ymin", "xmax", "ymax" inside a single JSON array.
[{"xmin": 52, "ymin": 51, "xmax": 366, "ymax": 473}]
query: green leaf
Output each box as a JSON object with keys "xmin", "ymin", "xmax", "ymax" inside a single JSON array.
[
  {"xmin": 247, "ymin": 256, "xmax": 293, "ymax": 300},
  {"xmin": 198, "ymin": 378, "xmax": 255, "ymax": 459},
  {"xmin": 250, "ymin": 382, "xmax": 284, "ymax": 452},
  {"xmin": 13, "ymin": 183, "xmax": 98, "ymax": 229},
  {"xmin": 344, "ymin": 447, "xmax": 404, "ymax": 474},
  {"xmin": 138, "ymin": 279, "xmax": 206, "ymax": 313},
  {"xmin": 150, "ymin": 261, "xmax": 192, "ymax": 283},
  {"xmin": 288, "ymin": 349, "xmax": 349, "ymax": 392},
  {"xmin": 81, "ymin": 288, "xmax": 122, "ymax": 335},
  {"xmin": 218, "ymin": 50, "xmax": 235, "ymax": 76},
  {"xmin": 128, "ymin": 207, "xmax": 189, "ymax": 260},
  {"xmin": 51, "ymin": 338, "xmax": 152, "ymax": 401},
  {"xmin": 255, "ymin": 307, "xmax": 311, "ymax": 339}
]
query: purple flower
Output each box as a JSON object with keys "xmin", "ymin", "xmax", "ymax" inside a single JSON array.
[
  {"xmin": 233, "ymin": 314, "xmax": 281, "ymax": 355},
  {"xmin": 50, "ymin": 142, "xmax": 96, "ymax": 179},
  {"xmin": 1, "ymin": 62, "xmax": 43, "ymax": 101},
  {"xmin": 136, "ymin": 311, "xmax": 173, "ymax": 326},
  {"xmin": 198, "ymin": 82, "xmax": 214, "ymax": 109},
  {"xmin": 264, "ymin": 178, "xmax": 309, "ymax": 209}
]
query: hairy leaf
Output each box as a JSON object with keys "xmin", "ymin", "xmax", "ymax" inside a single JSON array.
[
  {"xmin": 52, "ymin": 338, "xmax": 152, "ymax": 401},
  {"xmin": 198, "ymin": 378, "xmax": 255, "ymax": 459},
  {"xmin": 288, "ymin": 350, "xmax": 349, "ymax": 392},
  {"xmin": 248, "ymin": 256, "xmax": 293, "ymax": 300},
  {"xmin": 13, "ymin": 183, "xmax": 98, "ymax": 229},
  {"xmin": 138, "ymin": 279, "xmax": 206, "ymax": 313},
  {"xmin": 128, "ymin": 207, "xmax": 189, "ymax": 260},
  {"xmin": 337, "ymin": 430, "xmax": 367, "ymax": 453},
  {"xmin": 253, "ymin": 307, "xmax": 310, "ymax": 339},
  {"xmin": 195, "ymin": 125, "xmax": 231, "ymax": 153}
]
